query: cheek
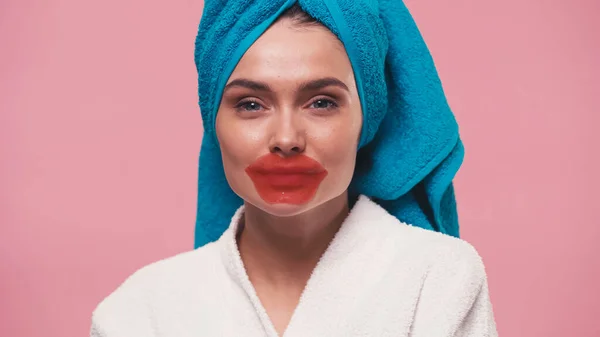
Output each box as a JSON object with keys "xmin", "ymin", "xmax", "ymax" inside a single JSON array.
[
  {"xmin": 216, "ymin": 120, "xmax": 263, "ymax": 194},
  {"xmin": 217, "ymin": 118, "xmax": 263, "ymax": 167},
  {"xmin": 309, "ymin": 117, "xmax": 361, "ymax": 176}
]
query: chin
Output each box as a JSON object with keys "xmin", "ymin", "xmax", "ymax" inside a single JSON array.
[
  {"xmin": 244, "ymin": 188, "xmax": 348, "ymax": 218},
  {"xmin": 251, "ymin": 199, "xmax": 318, "ymax": 217}
]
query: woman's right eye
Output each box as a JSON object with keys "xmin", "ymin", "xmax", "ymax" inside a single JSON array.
[{"xmin": 235, "ymin": 100, "xmax": 263, "ymax": 113}]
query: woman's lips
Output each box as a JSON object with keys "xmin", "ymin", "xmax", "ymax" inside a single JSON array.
[{"xmin": 245, "ymin": 154, "xmax": 328, "ymax": 205}]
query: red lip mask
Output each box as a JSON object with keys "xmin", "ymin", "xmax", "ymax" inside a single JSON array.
[{"xmin": 245, "ymin": 153, "xmax": 328, "ymax": 205}]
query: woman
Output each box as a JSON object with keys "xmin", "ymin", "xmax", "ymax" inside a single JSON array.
[{"xmin": 91, "ymin": 1, "xmax": 497, "ymax": 336}]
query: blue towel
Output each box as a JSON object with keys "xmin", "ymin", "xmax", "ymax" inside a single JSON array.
[{"xmin": 193, "ymin": 0, "xmax": 464, "ymax": 248}]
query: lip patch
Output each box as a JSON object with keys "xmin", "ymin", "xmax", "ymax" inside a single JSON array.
[{"xmin": 245, "ymin": 153, "xmax": 328, "ymax": 204}]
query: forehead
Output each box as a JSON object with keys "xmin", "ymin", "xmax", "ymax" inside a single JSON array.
[{"xmin": 229, "ymin": 20, "xmax": 354, "ymax": 84}]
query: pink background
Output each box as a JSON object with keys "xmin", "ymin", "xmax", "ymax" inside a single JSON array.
[{"xmin": 1, "ymin": 0, "xmax": 599, "ymax": 336}]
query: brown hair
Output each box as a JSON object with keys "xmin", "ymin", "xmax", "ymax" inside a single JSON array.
[{"xmin": 277, "ymin": 3, "xmax": 320, "ymax": 27}]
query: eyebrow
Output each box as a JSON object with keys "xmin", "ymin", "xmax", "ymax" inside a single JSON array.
[
  {"xmin": 224, "ymin": 78, "xmax": 271, "ymax": 92},
  {"xmin": 223, "ymin": 77, "xmax": 350, "ymax": 93}
]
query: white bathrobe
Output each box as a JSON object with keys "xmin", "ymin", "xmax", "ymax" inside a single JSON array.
[{"xmin": 91, "ymin": 196, "xmax": 497, "ymax": 336}]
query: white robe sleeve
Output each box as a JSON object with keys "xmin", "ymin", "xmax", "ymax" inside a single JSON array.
[
  {"xmin": 409, "ymin": 241, "xmax": 498, "ymax": 337},
  {"xmin": 90, "ymin": 318, "xmax": 107, "ymax": 337},
  {"xmin": 89, "ymin": 267, "xmax": 157, "ymax": 337},
  {"xmin": 453, "ymin": 278, "xmax": 497, "ymax": 337}
]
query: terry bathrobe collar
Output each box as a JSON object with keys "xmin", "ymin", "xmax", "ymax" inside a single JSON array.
[{"xmin": 218, "ymin": 195, "xmax": 419, "ymax": 336}]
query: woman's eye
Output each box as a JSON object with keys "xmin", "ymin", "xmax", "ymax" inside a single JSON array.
[
  {"xmin": 309, "ymin": 99, "xmax": 338, "ymax": 110},
  {"xmin": 235, "ymin": 101, "xmax": 263, "ymax": 112}
]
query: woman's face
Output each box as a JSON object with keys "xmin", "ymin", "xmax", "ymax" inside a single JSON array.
[{"xmin": 215, "ymin": 19, "xmax": 362, "ymax": 217}]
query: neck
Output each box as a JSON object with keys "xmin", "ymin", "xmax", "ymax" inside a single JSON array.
[{"xmin": 237, "ymin": 192, "xmax": 350, "ymax": 289}]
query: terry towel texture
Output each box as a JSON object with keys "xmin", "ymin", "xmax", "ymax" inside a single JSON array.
[
  {"xmin": 194, "ymin": 0, "xmax": 464, "ymax": 247},
  {"xmin": 91, "ymin": 196, "xmax": 497, "ymax": 336}
]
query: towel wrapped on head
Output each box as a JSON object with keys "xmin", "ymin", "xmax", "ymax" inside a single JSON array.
[{"xmin": 193, "ymin": 0, "xmax": 464, "ymax": 248}]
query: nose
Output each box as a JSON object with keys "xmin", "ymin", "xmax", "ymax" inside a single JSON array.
[{"xmin": 268, "ymin": 113, "xmax": 306, "ymax": 157}]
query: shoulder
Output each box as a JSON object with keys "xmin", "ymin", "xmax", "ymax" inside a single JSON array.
[
  {"xmin": 393, "ymin": 229, "xmax": 497, "ymax": 335},
  {"xmin": 392, "ymin": 223, "xmax": 488, "ymax": 293},
  {"xmin": 389, "ymin": 227, "xmax": 496, "ymax": 335},
  {"xmin": 357, "ymin": 196, "xmax": 487, "ymax": 282},
  {"xmin": 366, "ymin": 199, "xmax": 488, "ymax": 286},
  {"xmin": 91, "ymin": 242, "xmax": 222, "ymax": 335},
  {"xmin": 101, "ymin": 240, "xmax": 220, "ymax": 297}
]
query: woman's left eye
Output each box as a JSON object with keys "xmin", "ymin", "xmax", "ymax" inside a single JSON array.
[{"xmin": 309, "ymin": 99, "xmax": 338, "ymax": 110}]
